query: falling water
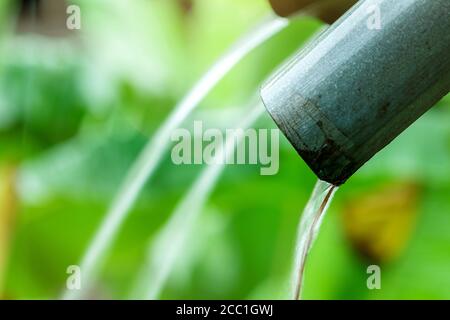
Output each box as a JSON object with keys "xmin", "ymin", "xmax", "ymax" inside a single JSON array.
[
  {"xmin": 131, "ymin": 102, "xmax": 265, "ymax": 300},
  {"xmin": 62, "ymin": 15, "xmax": 288, "ymax": 300},
  {"xmin": 291, "ymin": 180, "xmax": 337, "ymax": 300}
]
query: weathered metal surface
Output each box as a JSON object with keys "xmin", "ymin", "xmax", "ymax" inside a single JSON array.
[{"xmin": 261, "ymin": 0, "xmax": 450, "ymax": 185}]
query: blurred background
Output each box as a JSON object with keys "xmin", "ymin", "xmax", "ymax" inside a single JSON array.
[{"xmin": 0, "ymin": 0, "xmax": 449, "ymax": 300}]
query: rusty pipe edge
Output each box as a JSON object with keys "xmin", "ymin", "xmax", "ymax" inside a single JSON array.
[{"xmin": 261, "ymin": 0, "xmax": 450, "ymax": 185}]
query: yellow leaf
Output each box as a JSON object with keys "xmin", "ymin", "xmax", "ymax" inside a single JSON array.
[{"xmin": 343, "ymin": 183, "xmax": 419, "ymax": 263}]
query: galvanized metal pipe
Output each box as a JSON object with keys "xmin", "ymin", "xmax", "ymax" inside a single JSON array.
[{"xmin": 261, "ymin": 0, "xmax": 450, "ymax": 185}]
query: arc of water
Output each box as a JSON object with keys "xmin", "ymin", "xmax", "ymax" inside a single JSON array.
[
  {"xmin": 62, "ymin": 14, "xmax": 288, "ymax": 300},
  {"xmin": 131, "ymin": 102, "xmax": 265, "ymax": 300},
  {"xmin": 291, "ymin": 180, "xmax": 337, "ymax": 300}
]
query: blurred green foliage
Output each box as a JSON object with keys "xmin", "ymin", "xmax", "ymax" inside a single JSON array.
[{"xmin": 0, "ymin": 0, "xmax": 449, "ymax": 300}]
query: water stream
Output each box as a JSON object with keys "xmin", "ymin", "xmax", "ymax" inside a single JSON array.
[
  {"xmin": 62, "ymin": 15, "xmax": 288, "ymax": 299},
  {"xmin": 291, "ymin": 180, "xmax": 337, "ymax": 300},
  {"xmin": 131, "ymin": 102, "xmax": 265, "ymax": 300}
]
